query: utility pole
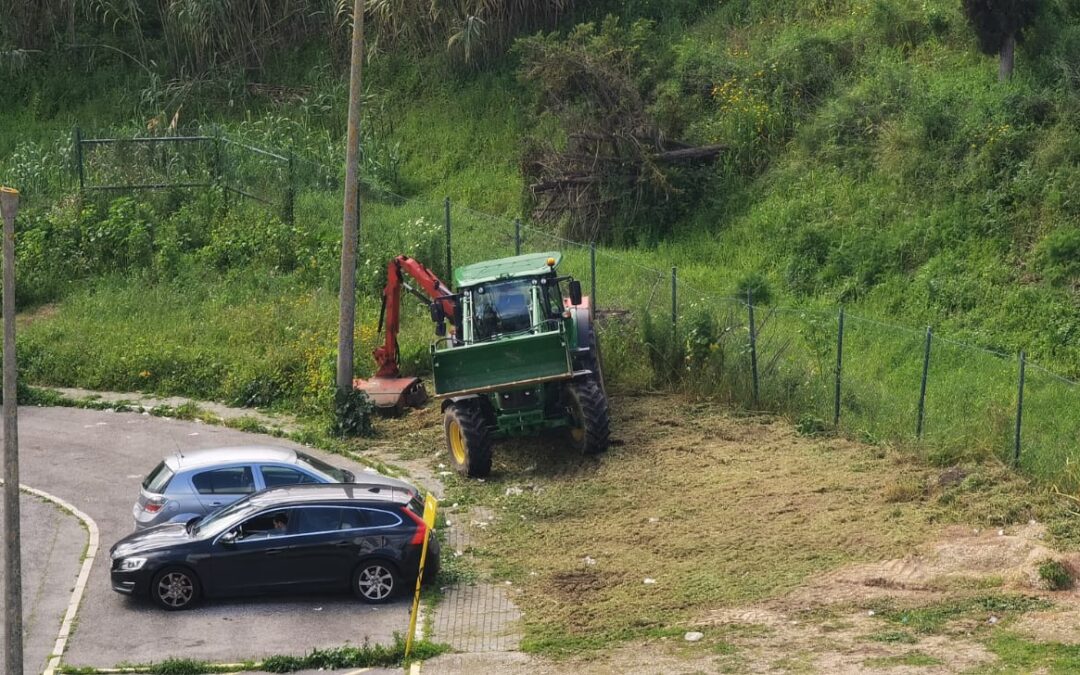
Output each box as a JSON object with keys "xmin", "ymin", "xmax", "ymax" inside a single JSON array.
[
  {"xmin": 336, "ymin": 0, "xmax": 366, "ymax": 394},
  {"xmin": 0, "ymin": 186, "xmax": 22, "ymax": 675}
]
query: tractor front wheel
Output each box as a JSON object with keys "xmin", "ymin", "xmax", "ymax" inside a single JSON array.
[
  {"xmin": 565, "ymin": 378, "xmax": 611, "ymax": 456},
  {"xmin": 443, "ymin": 404, "xmax": 493, "ymax": 478}
]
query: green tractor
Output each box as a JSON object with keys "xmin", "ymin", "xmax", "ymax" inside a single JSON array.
[{"xmin": 355, "ymin": 251, "xmax": 610, "ymax": 477}]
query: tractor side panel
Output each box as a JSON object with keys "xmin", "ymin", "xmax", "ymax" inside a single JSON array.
[{"xmin": 432, "ymin": 332, "xmax": 572, "ymax": 397}]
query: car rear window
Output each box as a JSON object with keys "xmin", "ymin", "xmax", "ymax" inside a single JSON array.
[
  {"xmin": 296, "ymin": 451, "xmax": 349, "ymax": 482},
  {"xmin": 142, "ymin": 461, "xmax": 174, "ymax": 494}
]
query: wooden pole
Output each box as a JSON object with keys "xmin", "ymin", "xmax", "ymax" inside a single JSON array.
[
  {"xmin": 336, "ymin": 0, "xmax": 366, "ymax": 394},
  {"xmin": 0, "ymin": 186, "xmax": 23, "ymax": 675}
]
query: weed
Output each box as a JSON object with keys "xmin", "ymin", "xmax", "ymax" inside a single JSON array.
[
  {"xmin": 865, "ymin": 630, "xmax": 919, "ymax": 644},
  {"xmin": 863, "ymin": 651, "xmax": 944, "ymax": 668},
  {"xmin": 1038, "ymin": 559, "xmax": 1073, "ymax": 590}
]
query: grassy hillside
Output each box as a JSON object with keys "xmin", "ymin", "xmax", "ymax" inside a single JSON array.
[{"xmin": 3, "ymin": 0, "xmax": 1080, "ymax": 480}]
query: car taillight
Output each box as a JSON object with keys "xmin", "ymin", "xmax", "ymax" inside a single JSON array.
[
  {"xmin": 402, "ymin": 506, "xmax": 427, "ymax": 545},
  {"xmin": 143, "ymin": 496, "xmax": 167, "ymax": 514}
]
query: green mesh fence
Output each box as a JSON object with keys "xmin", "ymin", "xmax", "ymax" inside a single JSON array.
[
  {"xmin": 921, "ymin": 336, "xmax": 1016, "ymax": 464},
  {"xmin": 757, "ymin": 306, "xmax": 837, "ymax": 422},
  {"xmin": 839, "ymin": 314, "xmax": 926, "ymax": 444},
  {"xmin": 1021, "ymin": 365, "xmax": 1080, "ymax": 491}
]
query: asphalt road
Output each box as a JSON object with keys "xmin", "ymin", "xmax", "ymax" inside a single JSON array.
[{"xmin": 3, "ymin": 406, "xmax": 413, "ymax": 671}]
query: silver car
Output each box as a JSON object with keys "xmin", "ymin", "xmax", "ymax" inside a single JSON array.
[{"xmin": 133, "ymin": 445, "xmax": 416, "ymax": 530}]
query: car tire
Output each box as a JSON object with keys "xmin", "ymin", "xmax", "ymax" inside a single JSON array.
[
  {"xmin": 443, "ymin": 404, "xmax": 493, "ymax": 478},
  {"xmin": 151, "ymin": 566, "xmax": 201, "ymax": 610},
  {"xmin": 353, "ymin": 560, "xmax": 401, "ymax": 604}
]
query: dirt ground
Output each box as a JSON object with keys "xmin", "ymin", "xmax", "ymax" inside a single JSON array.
[{"xmin": 354, "ymin": 391, "xmax": 1080, "ymax": 673}]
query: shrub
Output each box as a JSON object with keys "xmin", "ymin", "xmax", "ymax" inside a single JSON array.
[
  {"xmin": 1036, "ymin": 227, "xmax": 1080, "ymax": 284},
  {"xmin": 736, "ymin": 272, "xmax": 773, "ymax": 305},
  {"xmin": 1038, "ymin": 559, "xmax": 1073, "ymax": 590},
  {"xmin": 199, "ymin": 206, "xmax": 308, "ymax": 272},
  {"xmin": 358, "ymin": 215, "xmax": 446, "ymax": 297}
]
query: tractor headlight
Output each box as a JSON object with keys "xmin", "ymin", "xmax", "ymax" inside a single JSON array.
[{"xmin": 119, "ymin": 557, "xmax": 147, "ymax": 571}]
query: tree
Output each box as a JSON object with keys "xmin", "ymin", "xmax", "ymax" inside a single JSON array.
[{"xmin": 961, "ymin": 0, "xmax": 1043, "ymax": 81}]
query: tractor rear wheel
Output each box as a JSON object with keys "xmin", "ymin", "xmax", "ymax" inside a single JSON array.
[
  {"xmin": 565, "ymin": 378, "xmax": 610, "ymax": 456},
  {"xmin": 443, "ymin": 404, "xmax": 493, "ymax": 478}
]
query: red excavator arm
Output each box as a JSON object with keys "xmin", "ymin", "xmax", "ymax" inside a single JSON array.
[
  {"xmin": 355, "ymin": 255, "xmax": 456, "ymax": 411},
  {"xmin": 373, "ymin": 255, "xmax": 456, "ymax": 378}
]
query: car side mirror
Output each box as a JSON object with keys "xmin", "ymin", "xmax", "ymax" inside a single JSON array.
[
  {"xmin": 220, "ymin": 530, "xmax": 238, "ymax": 546},
  {"xmin": 568, "ymin": 280, "xmax": 583, "ymax": 306}
]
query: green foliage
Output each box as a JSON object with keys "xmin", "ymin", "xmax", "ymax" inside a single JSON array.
[
  {"xmin": 794, "ymin": 413, "xmax": 828, "ymax": 437},
  {"xmin": 199, "ymin": 208, "xmax": 307, "ymax": 272},
  {"xmin": 736, "ymin": 271, "xmax": 772, "ymax": 305},
  {"xmin": 259, "ymin": 637, "xmax": 448, "ymax": 672},
  {"xmin": 331, "ymin": 387, "xmax": 374, "ymax": 438},
  {"xmin": 871, "ymin": 594, "xmax": 1050, "ymax": 634},
  {"xmin": 1036, "ymin": 227, "xmax": 1080, "ymax": 284},
  {"xmin": 642, "ymin": 311, "xmax": 685, "ymax": 387},
  {"xmin": 1038, "ymin": 558, "xmax": 1073, "ymax": 590}
]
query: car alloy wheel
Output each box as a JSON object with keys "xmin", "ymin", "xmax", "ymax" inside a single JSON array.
[
  {"xmin": 153, "ymin": 567, "xmax": 198, "ymax": 610},
  {"xmin": 355, "ymin": 562, "xmax": 397, "ymax": 603}
]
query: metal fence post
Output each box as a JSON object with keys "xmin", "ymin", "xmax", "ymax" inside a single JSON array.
[
  {"xmin": 1015, "ymin": 351, "xmax": 1026, "ymax": 467},
  {"xmin": 444, "ymin": 197, "xmax": 452, "ymax": 278},
  {"xmin": 748, "ymin": 290, "xmax": 759, "ymax": 408},
  {"xmin": 74, "ymin": 126, "xmax": 85, "ymax": 192},
  {"xmin": 283, "ymin": 152, "xmax": 296, "ymax": 226},
  {"xmin": 671, "ymin": 267, "xmax": 677, "ymax": 328},
  {"xmin": 916, "ymin": 327, "xmax": 933, "ymax": 438},
  {"xmin": 514, "ymin": 218, "xmax": 521, "ymax": 256},
  {"xmin": 590, "ymin": 244, "xmax": 597, "ymax": 311},
  {"xmin": 834, "ymin": 307, "xmax": 845, "ymax": 427}
]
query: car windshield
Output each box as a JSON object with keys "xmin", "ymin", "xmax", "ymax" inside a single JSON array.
[
  {"xmin": 296, "ymin": 451, "xmax": 351, "ymax": 482},
  {"xmin": 141, "ymin": 461, "xmax": 174, "ymax": 494},
  {"xmin": 472, "ymin": 279, "xmax": 533, "ymax": 341},
  {"xmin": 192, "ymin": 496, "xmax": 261, "ymax": 537}
]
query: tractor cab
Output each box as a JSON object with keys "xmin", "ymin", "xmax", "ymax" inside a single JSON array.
[{"xmin": 453, "ymin": 252, "xmax": 580, "ymax": 345}]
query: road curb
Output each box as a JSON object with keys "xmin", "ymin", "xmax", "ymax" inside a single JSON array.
[{"xmin": 16, "ymin": 483, "xmax": 101, "ymax": 675}]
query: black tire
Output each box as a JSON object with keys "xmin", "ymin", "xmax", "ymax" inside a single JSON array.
[
  {"xmin": 565, "ymin": 378, "xmax": 611, "ymax": 456},
  {"xmin": 575, "ymin": 306, "xmax": 606, "ymax": 397},
  {"xmin": 151, "ymin": 566, "xmax": 201, "ymax": 611},
  {"xmin": 352, "ymin": 560, "xmax": 401, "ymax": 604},
  {"xmin": 443, "ymin": 403, "xmax": 493, "ymax": 478}
]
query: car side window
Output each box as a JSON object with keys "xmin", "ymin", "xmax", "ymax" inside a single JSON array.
[
  {"xmin": 261, "ymin": 465, "xmax": 318, "ymax": 487},
  {"xmin": 363, "ymin": 508, "xmax": 402, "ymax": 529},
  {"xmin": 291, "ymin": 507, "xmax": 343, "ymax": 534},
  {"xmin": 236, "ymin": 510, "xmax": 292, "ymax": 540},
  {"xmin": 192, "ymin": 466, "xmax": 255, "ymax": 495},
  {"xmin": 340, "ymin": 507, "xmax": 370, "ymax": 530}
]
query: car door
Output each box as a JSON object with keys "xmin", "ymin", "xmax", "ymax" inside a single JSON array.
[
  {"xmin": 281, "ymin": 506, "xmax": 355, "ymax": 589},
  {"xmin": 191, "ymin": 465, "xmax": 257, "ymax": 513},
  {"xmin": 207, "ymin": 508, "xmax": 296, "ymax": 595}
]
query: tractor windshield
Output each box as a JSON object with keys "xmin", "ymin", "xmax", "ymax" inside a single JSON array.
[{"xmin": 472, "ymin": 279, "xmax": 533, "ymax": 341}]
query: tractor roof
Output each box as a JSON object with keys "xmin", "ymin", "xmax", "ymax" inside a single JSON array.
[{"xmin": 454, "ymin": 251, "xmax": 562, "ymax": 287}]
